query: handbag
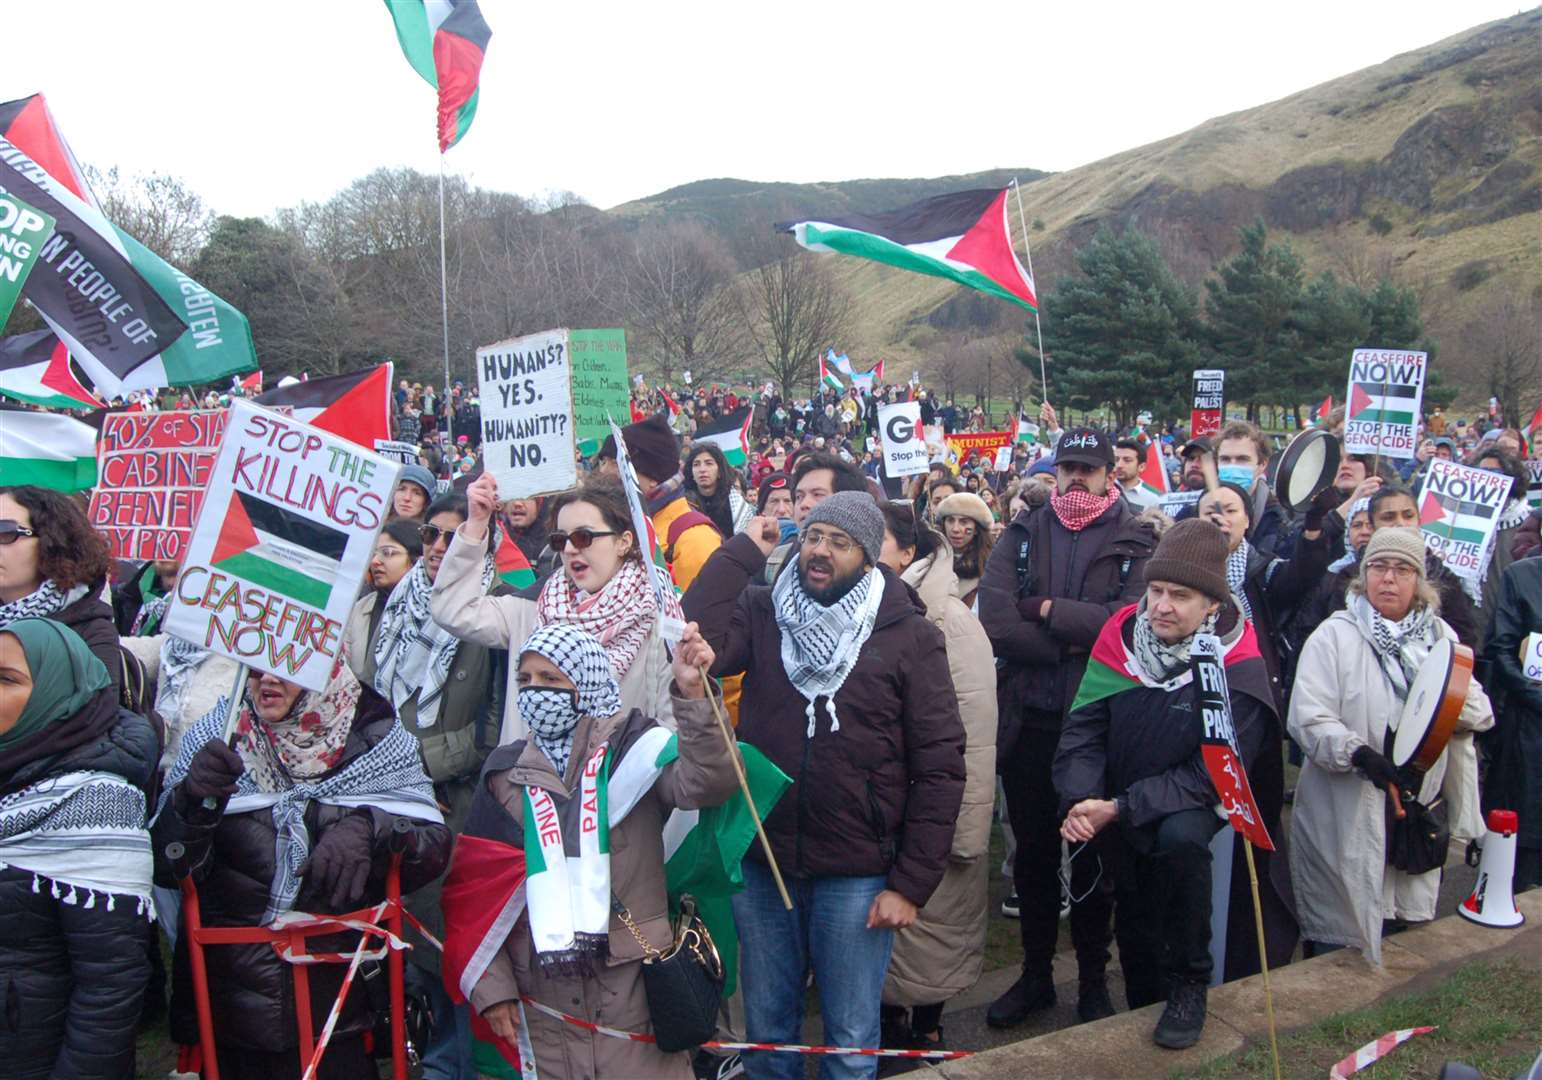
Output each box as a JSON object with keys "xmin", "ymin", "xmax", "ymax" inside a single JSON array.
[
  {"xmin": 1386, "ymin": 792, "xmax": 1450, "ymax": 875},
  {"xmin": 613, "ymin": 893, "xmax": 724, "ymax": 1053}
]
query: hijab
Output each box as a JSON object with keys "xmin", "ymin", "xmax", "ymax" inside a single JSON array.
[
  {"xmin": 516, "ymin": 624, "xmax": 622, "ymax": 778},
  {"xmin": 0, "ymin": 618, "xmax": 112, "ymax": 752}
]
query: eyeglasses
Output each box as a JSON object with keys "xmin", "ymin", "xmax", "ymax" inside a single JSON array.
[
  {"xmin": 1365, "ymin": 560, "xmax": 1418, "ymax": 582},
  {"xmin": 418, "ymin": 524, "xmax": 454, "ymax": 547},
  {"xmin": 373, "ymin": 545, "xmax": 407, "ymax": 561},
  {"xmin": 800, "ymin": 528, "xmax": 856, "ymax": 555},
  {"xmin": 0, "ymin": 521, "xmax": 37, "ymax": 546},
  {"xmin": 547, "ymin": 528, "xmax": 618, "ymax": 552}
]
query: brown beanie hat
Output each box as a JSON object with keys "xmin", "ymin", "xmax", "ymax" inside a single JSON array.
[
  {"xmin": 1361, "ymin": 527, "xmax": 1427, "ymax": 574},
  {"xmin": 598, "ymin": 413, "xmax": 680, "ymax": 484},
  {"xmin": 1144, "ymin": 518, "xmax": 1231, "ymax": 603}
]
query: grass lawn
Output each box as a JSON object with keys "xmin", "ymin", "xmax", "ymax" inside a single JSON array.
[{"xmin": 1169, "ymin": 959, "xmax": 1542, "ymax": 1080}]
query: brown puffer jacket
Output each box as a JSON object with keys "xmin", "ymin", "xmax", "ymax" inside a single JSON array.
[{"xmin": 682, "ymin": 534, "xmax": 966, "ymax": 906}]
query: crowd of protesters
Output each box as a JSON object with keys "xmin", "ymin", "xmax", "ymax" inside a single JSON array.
[{"xmin": 1, "ymin": 368, "xmax": 1539, "ymax": 1080}]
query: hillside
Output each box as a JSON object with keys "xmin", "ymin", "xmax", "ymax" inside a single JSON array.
[{"xmin": 613, "ymin": 10, "xmax": 1542, "ymax": 392}]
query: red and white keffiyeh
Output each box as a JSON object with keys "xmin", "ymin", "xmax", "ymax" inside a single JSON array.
[{"xmin": 534, "ymin": 557, "xmax": 680, "ymax": 681}]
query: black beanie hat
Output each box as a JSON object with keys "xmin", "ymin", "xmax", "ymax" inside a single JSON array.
[
  {"xmin": 598, "ymin": 413, "xmax": 680, "ymax": 484},
  {"xmin": 1144, "ymin": 518, "xmax": 1231, "ymax": 603},
  {"xmin": 757, "ymin": 471, "xmax": 791, "ymax": 512}
]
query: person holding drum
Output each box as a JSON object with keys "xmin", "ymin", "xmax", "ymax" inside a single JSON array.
[
  {"xmin": 1287, "ymin": 527, "xmax": 1493, "ymax": 964},
  {"xmin": 1365, "ymin": 486, "xmax": 1479, "ymax": 648}
]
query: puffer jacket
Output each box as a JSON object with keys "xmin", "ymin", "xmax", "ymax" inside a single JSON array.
[
  {"xmin": 152, "ymin": 693, "xmax": 451, "ymax": 1054},
  {"xmin": 682, "ymin": 533, "xmax": 966, "ymax": 906},
  {"xmin": 0, "ymin": 709, "xmax": 159, "ymax": 1080},
  {"xmin": 56, "ymin": 581, "xmax": 124, "ymax": 703}
]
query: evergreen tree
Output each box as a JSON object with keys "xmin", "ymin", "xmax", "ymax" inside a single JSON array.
[{"xmin": 1203, "ymin": 221, "xmax": 1304, "ymax": 420}]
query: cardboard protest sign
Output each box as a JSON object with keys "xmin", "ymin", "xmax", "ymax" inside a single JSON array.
[
  {"xmin": 476, "ymin": 328, "xmax": 577, "ymax": 499},
  {"xmin": 1344, "ymin": 349, "xmax": 1426, "ymax": 460},
  {"xmin": 1523, "ymin": 633, "xmax": 1542, "ymax": 682},
  {"xmin": 1191, "ymin": 634, "xmax": 1273, "ymax": 850},
  {"xmin": 1419, "ymin": 458, "xmax": 1507, "ymax": 581},
  {"xmin": 1191, "ymin": 369, "xmax": 1224, "ymax": 438},
  {"xmin": 88, "ymin": 410, "xmax": 227, "ymax": 561},
  {"xmin": 163, "ymin": 400, "xmax": 401, "ymax": 691},
  {"xmin": 374, "ymin": 439, "xmax": 420, "ymax": 465},
  {"xmin": 0, "ymin": 191, "xmax": 54, "ymax": 326},
  {"xmin": 1526, "ymin": 460, "xmax": 1542, "ymax": 510},
  {"xmin": 569, "ymin": 329, "xmax": 629, "ymax": 457},
  {"xmin": 877, "ymin": 401, "xmax": 928, "ymax": 478}
]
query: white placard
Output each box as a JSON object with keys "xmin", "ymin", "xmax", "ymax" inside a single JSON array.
[
  {"xmin": 163, "ymin": 400, "xmax": 401, "ymax": 691},
  {"xmin": 878, "ymin": 401, "xmax": 928, "ymax": 477},
  {"xmin": 1419, "ymin": 458, "xmax": 1508, "ymax": 582},
  {"xmin": 477, "ymin": 328, "xmax": 578, "ymax": 499},
  {"xmin": 374, "ymin": 439, "xmax": 419, "ymax": 465},
  {"xmin": 1524, "ymin": 633, "xmax": 1542, "ymax": 682},
  {"xmin": 1526, "ymin": 460, "xmax": 1542, "ymax": 510},
  {"xmin": 1343, "ymin": 349, "xmax": 1426, "ymax": 460},
  {"xmin": 993, "ymin": 446, "xmax": 1013, "ymax": 472}
]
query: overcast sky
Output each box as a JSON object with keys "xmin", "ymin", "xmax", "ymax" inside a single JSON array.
[{"xmin": 5, "ymin": 1, "xmax": 1526, "ymax": 217}]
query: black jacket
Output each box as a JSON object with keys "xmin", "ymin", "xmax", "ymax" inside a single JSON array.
[
  {"xmin": 0, "ymin": 709, "xmax": 159, "ymax": 1080},
  {"xmin": 1237, "ymin": 522, "xmax": 1334, "ymax": 711},
  {"xmin": 1482, "ymin": 556, "xmax": 1542, "ymax": 850},
  {"xmin": 56, "ymin": 582, "xmax": 124, "ymax": 704}
]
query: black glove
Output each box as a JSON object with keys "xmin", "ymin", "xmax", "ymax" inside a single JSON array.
[
  {"xmin": 184, "ymin": 741, "xmax": 245, "ymax": 803},
  {"xmin": 301, "ymin": 812, "xmax": 376, "ymax": 909},
  {"xmin": 1351, "ymin": 745, "xmax": 1401, "ymax": 793},
  {"xmin": 1304, "ymin": 485, "xmax": 1339, "ymax": 531}
]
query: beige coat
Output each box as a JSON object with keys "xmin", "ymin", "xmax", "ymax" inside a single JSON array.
[
  {"xmin": 884, "ymin": 546, "xmax": 998, "ymax": 1005},
  {"xmin": 120, "ymin": 635, "xmax": 241, "ymax": 772},
  {"xmin": 341, "ymin": 590, "xmax": 383, "ymax": 685},
  {"xmin": 1287, "ymin": 607, "xmax": 1493, "ymax": 964},
  {"xmin": 430, "ymin": 525, "xmax": 676, "ymax": 742},
  {"xmin": 470, "ymin": 695, "xmax": 739, "ymax": 1080}
]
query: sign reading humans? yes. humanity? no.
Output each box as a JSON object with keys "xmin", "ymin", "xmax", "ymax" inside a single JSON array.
[{"xmin": 476, "ymin": 327, "xmax": 578, "ymax": 499}]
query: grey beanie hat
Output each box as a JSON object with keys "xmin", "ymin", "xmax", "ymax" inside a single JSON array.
[
  {"xmin": 802, "ymin": 490, "xmax": 885, "ymax": 566},
  {"xmin": 398, "ymin": 464, "xmax": 436, "ymax": 498}
]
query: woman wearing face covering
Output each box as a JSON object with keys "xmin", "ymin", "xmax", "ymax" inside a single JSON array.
[
  {"xmin": 151, "ymin": 653, "xmax": 451, "ymax": 1080},
  {"xmin": 0, "ymin": 619, "xmax": 160, "ymax": 1080},
  {"xmin": 441, "ymin": 621, "xmax": 738, "ymax": 1079}
]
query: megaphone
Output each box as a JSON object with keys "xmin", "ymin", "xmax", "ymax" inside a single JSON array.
[{"xmin": 1458, "ymin": 809, "xmax": 1525, "ymax": 929}]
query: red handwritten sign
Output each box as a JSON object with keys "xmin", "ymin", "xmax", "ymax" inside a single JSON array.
[{"xmin": 88, "ymin": 411, "xmax": 228, "ymax": 562}]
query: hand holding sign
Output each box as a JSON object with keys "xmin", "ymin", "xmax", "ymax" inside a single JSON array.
[{"xmin": 465, "ymin": 471, "xmax": 498, "ymax": 539}]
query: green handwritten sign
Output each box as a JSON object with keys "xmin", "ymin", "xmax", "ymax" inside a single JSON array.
[{"xmin": 570, "ymin": 328, "xmax": 631, "ymax": 456}]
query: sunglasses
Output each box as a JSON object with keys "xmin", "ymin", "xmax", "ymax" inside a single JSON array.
[
  {"xmin": 0, "ymin": 520, "xmax": 37, "ymax": 546},
  {"xmin": 547, "ymin": 528, "xmax": 618, "ymax": 552},
  {"xmin": 418, "ymin": 524, "xmax": 453, "ymax": 547}
]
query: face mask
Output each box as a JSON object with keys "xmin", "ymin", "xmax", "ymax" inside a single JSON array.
[
  {"xmin": 1218, "ymin": 465, "xmax": 1257, "ymax": 490},
  {"xmin": 517, "ymin": 685, "xmax": 582, "ymax": 740}
]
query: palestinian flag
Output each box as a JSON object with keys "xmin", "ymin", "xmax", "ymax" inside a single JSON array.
[
  {"xmin": 1016, "ymin": 412, "xmax": 1039, "ymax": 445},
  {"xmin": 0, "ymin": 405, "xmax": 98, "ymax": 491},
  {"xmin": 0, "ymin": 330, "xmax": 101, "ymax": 409},
  {"xmin": 1140, "ymin": 443, "xmax": 1171, "ymax": 497},
  {"xmin": 237, "ymin": 369, "xmax": 263, "ymax": 392},
  {"xmin": 1420, "ymin": 490, "xmax": 1495, "ymax": 547},
  {"xmin": 1347, "ymin": 381, "xmax": 1418, "ymax": 426},
  {"xmin": 871, "ymin": 358, "xmax": 886, "ymax": 382},
  {"xmin": 211, "ymin": 491, "xmax": 349, "ymax": 608},
  {"xmin": 495, "ymin": 521, "xmax": 536, "ymax": 590},
  {"xmin": 1071, "ymin": 604, "xmax": 1263, "ymax": 714},
  {"xmin": 693, "ymin": 405, "xmax": 753, "ymax": 466},
  {"xmin": 781, "ymin": 188, "xmax": 1037, "ymax": 311},
  {"xmin": 659, "ymin": 387, "xmax": 682, "ymax": 420},
  {"xmin": 819, "ymin": 352, "xmax": 843, "ymax": 392},
  {"xmin": 384, "ymin": 0, "xmax": 493, "ymax": 152},
  {"xmin": 257, "ymin": 364, "xmax": 394, "ymax": 450},
  {"xmin": 1315, "ymin": 395, "xmax": 1333, "ymax": 423}
]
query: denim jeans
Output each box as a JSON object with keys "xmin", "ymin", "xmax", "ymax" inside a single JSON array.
[
  {"xmin": 733, "ymin": 860, "xmax": 893, "ymax": 1080},
  {"xmin": 407, "ymin": 962, "xmax": 475, "ymax": 1080}
]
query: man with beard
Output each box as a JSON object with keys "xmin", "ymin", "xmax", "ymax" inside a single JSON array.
[
  {"xmin": 979, "ymin": 426, "xmax": 1158, "ymax": 1027},
  {"xmin": 1113, "ymin": 439, "xmax": 1160, "ymax": 510},
  {"xmin": 682, "ymin": 492, "xmax": 965, "ymax": 1080}
]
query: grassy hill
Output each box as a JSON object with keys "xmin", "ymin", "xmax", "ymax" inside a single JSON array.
[{"xmin": 612, "ymin": 10, "xmax": 1542, "ymax": 397}]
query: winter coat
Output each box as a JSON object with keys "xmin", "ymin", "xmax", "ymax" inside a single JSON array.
[
  {"xmin": 341, "ymin": 590, "xmax": 386, "ymax": 685},
  {"xmin": 120, "ymin": 634, "xmax": 242, "ymax": 772},
  {"xmin": 56, "ymin": 582, "xmax": 123, "ymax": 703},
  {"xmin": 682, "ymin": 533, "xmax": 966, "ymax": 904},
  {"xmin": 0, "ymin": 709, "xmax": 158, "ymax": 1080},
  {"xmin": 653, "ymin": 492, "xmax": 723, "ymax": 593},
  {"xmin": 430, "ymin": 526, "xmax": 677, "ymax": 743},
  {"xmin": 1235, "ymin": 524, "xmax": 1334, "ymax": 711},
  {"xmin": 883, "ymin": 548, "xmax": 997, "ymax": 1007},
  {"xmin": 470, "ymin": 696, "xmax": 739, "ymax": 1080},
  {"xmin": 152, "ymin": 695, "xmax": 452, "ymax": 1054},
  {"xmin": 1287, "ymin": 608, "xmax": 1493, "ymax": 964},
  {"xmin": 1481, "ymin": 557, "xmax": 1542, "ymax": 853},
  {"xmin": 979, "ymin": 500, "xmax": 1157, "ymax": 752},
  {"xmin": 1511, "ymin": 508, "xmax": 1542, "ymax": 561}
]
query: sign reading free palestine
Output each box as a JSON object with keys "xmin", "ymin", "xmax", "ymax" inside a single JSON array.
[{"xmin": 0, "ymin": 191, "xmax": 55, "ymax": 326}]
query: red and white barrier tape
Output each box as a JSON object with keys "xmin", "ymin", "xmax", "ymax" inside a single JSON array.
[
  {"xmin": 267, "ymin": 905, "xmax": 411, "ymax": 965},
  {"xmin": 298, "ymin": 902, "xmax": 391, "ymax": 1080},
  {"xmin": 1327, "ymin": 1026, "xmax": 1436, "ymax": 1079}
]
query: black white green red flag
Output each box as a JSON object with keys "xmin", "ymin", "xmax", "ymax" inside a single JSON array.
[
  {"xmin": 693, "ymin": 405, "xmax": 753, "ymax": 467},
  {"xmin": 780, "ymin": 188, "xmax": 1037, "ymax": 311},
  {"xmin": 385, "ymin": 0, "xmax": 493, "ymax": 152},
  {"xmin": 256, "ymin": 364, "xmax": 395, "ymax": 450},
  {"xmin": 0, "ymin": 329, "xmax": 101, "ymax": 409}
]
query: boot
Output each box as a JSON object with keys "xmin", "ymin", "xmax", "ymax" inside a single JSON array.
[
  {"xmin": 985, "ymin": 971, "xmax": 1056, "ymax": 1028},
  {"xmin": 1153, "ymin": 979, "xmax": 1207, "ymax": 1049},
  {"xmin": 1076, "ymin": 975, "xmax": 1115, "ymax": 1023}
]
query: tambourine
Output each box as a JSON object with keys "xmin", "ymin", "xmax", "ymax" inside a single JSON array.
[
  {"xmin": 1392, "ymin": 638, "xmax": 1473, "ymax": 775},
  {"xmin": 1272, "ymin": 428, "xmax": 1341, "ymax": 513}
]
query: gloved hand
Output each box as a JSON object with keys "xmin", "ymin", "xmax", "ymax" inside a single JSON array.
[
  {"xmin": 301, "ymin": 812, "xmax": 376, "ymax": 909},
  {"xmin": 1304, "ymin": 485, "xmax": 1340, "ymax": 531},
  {"xmin": 184, "ymin": 741, "xmax": 246, "ymax": 803},
  {"xmin": 1350, "ymin": 745, "xmax": 1402, "ymax": 793}
]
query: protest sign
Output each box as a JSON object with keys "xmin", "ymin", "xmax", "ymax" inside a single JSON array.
[
  {"xmin": 1419, "ymin": 458, "xmax": 1508, "ymax": 581},
  {"xmin": 569, "ymin": 328, "xmax": 629, "ymax": 456},
  {"xmin": 606, "ymin": 416, "xmax": 685, "ymax": 642},
  {"xmin": 1191, "ymin": 369, "xmax": 1224, "ymax": 438},
  {"xmin": 163, "ymin": 400, "xmax": 401, "ymax": 691},
  {"xmin": 476, "ymin": 328, "xmax": 577, "ymax": 499},
  {"xmin": 88, "ymin": 410, "xmax": 227, "ymax": 561},
  {"xmin": 0, "ymin": 191, "xmax": 54, "ymax": 326},
  {"xmin": 374, "ymin": 439, "xmax": 419, "ymax": 465},
  {"xmin": 993, "ymin": 446, "xmax": 1013, "ymax": 472},
  {"xmin": 1524, "ymin": 633, "xmax": 1542, "ymax": 682},
  {"xmin": 1160, "ymin": 489, "xmax": 1203, "ymax": 516},
  {"xmin": 1191, "ymin": 634, "xmax": 1272, "ymax": 850},
  {"xmin": 1527, "ymin": 460, "xmax": 1542, "ymax": 510},
  {"xmin": 877, "ymin": 401, "xmax": 927, "ymax": 478},
  {"xmin": 1344, "ymin": 349, "xmax": 1426, "ymax": 459}
]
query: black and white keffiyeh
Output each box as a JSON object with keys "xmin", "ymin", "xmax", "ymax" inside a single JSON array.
[
  {"xmin": 1349, "ymin": 592, "xmax": 1438, "ymax": 702},
  {"xmin": 1327, "ymin": 497, "xmax": 1372, "ymax": 574},
  {"xmin": 0, "ymin": 580, "xmax": 85, "ymax": 625},
  {"xmin": 516, "ymin": 624, "xmax": 622, "ymax": 778},
  {"xmin": 159, "ymin": 702, "xmax": 443, "ymax": 924},
  {"xmin": 1225, "ymin": 540, "xmax": 1253, "ymax": 621},
  {"xmin": 771, "ymin": 564, "xmax": 885, "ymax": 736},
  {"xmin": 1131, "ymin": 599, "xmax": 1219, "ymax": 683},
  {"xmin": 0, "ymin": 769, "xmax": 153, "ymax": 917}
]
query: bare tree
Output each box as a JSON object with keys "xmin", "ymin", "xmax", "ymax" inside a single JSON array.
[
  {"xmin": 87, "ymin": 166, "xmax": 212, "ymax": 266},
  {"xmin": 616, "ymin": 221, "xmax": 747, "ymax": 383},
  {"xmin": 1465, "ymin": 292, "xmax": 1542, "ymax": 429},
  {"xmin": 743, "ymin": 250, "xmax": 852, "ymax": 398}
]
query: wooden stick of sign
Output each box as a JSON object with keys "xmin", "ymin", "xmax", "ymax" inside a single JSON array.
[{"xmin": 1242, "ymin": 841, "xmax": 1284, "ymax": 1080}]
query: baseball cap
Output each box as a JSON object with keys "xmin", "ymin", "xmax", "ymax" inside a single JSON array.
[
  {"xmin": 1181, "ymin": 436, "xmax": 1214, "ymax": 459},
  {"xmin": 1055, "ymin": 427, "xmax": 1114, "ymax": 468}
]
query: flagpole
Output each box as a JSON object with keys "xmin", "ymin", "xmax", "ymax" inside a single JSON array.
[
  {"xmin": 1243, "ymin": 842, "xmax": 1284, "ymax": 1080},
  {"xmin": 438, "ymin": 155, "xmax": 455, "ymax": 448},
  {"xmin": 1011, "ymin": 178, "xmax": 1049, "ymax": 404}
]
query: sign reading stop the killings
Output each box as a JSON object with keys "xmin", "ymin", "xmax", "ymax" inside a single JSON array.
[
  {"xmin": 1191, "ymin": 633, "xmax": 1273, "ymax": 850},
  {"xmin": 1191, "ymin": 369, "xmax": 1224, "ymax": 438},
  {"xmin": 88, "ymin": 410, "xmax": 227, "ymax": 561},
  {"xmin": 163, "ymin": 400, "xmax": 401, "ymax": 690},
  {"xmin": 877, "ymin": 401, "xmax": 928, "ymax": 477}
]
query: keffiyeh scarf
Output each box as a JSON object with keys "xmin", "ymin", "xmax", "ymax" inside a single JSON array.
[
  {"xmin": 0, "ymin": 580, "xmax": 84, "ymax": 625},
  {"xmin": 1327, "ymin": 497, "xmax": 1371, "ymax": 574},
  {"xmin": 1049, "ymin": 488, "xmax": 1122, "ymax": 532},
  {"xmin": 1226, "ymin": 540, "xmax": 1253, "ymax": 621},
  {"xmin": 1349, "ymin": 592, "xmax": 1438, "ymax": 703},
  {"xmin": 772, "ymin": 563, "xmax": 885, "ymax": 736},
  {"xmin": 536, "ymin": 557, "xmax": 681, "ymax": 682},
  {"xmin": 517, "ymin": 624, "xmax": 623, "ymax": 778},
  {"xmin": 1131, "ymin": 600, "xmax": 1219, "ymax": 683}
]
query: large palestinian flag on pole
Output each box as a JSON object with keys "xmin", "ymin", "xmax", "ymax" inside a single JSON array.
[
  {"xmin": 693, "ymin": 405, "xmax": 753, "ymax": 466},
  {"xmin": 0, "ymin": 329, "xmax": 101, "ymax": 409},
  {"xmin": 0, "ymin": 405, "xmax": 98, "ymax": 492},
  {"xmin": 780, "ymin": 188, "xmax": 1038, "ymax": 311},
  {"xmin": 385, "ymin": 0, "xmax": 493, "ymax": 152},
  {"xmin": 256, "ymin": 364, "xmax": 395, "ymax": 450},
  {"xmin": 819, "ymin": 352, "xmax": 844, "ymax": 391}
]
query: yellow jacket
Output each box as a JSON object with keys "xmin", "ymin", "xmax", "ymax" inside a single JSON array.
[{"xmin": 652, "ymin": 494, "xmax": 742, "ymax": 718}]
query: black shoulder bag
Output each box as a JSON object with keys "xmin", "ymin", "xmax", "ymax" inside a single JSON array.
[{"xmin": 613, "ymin": 894, "xmax": 724, "ymax": 1053}]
